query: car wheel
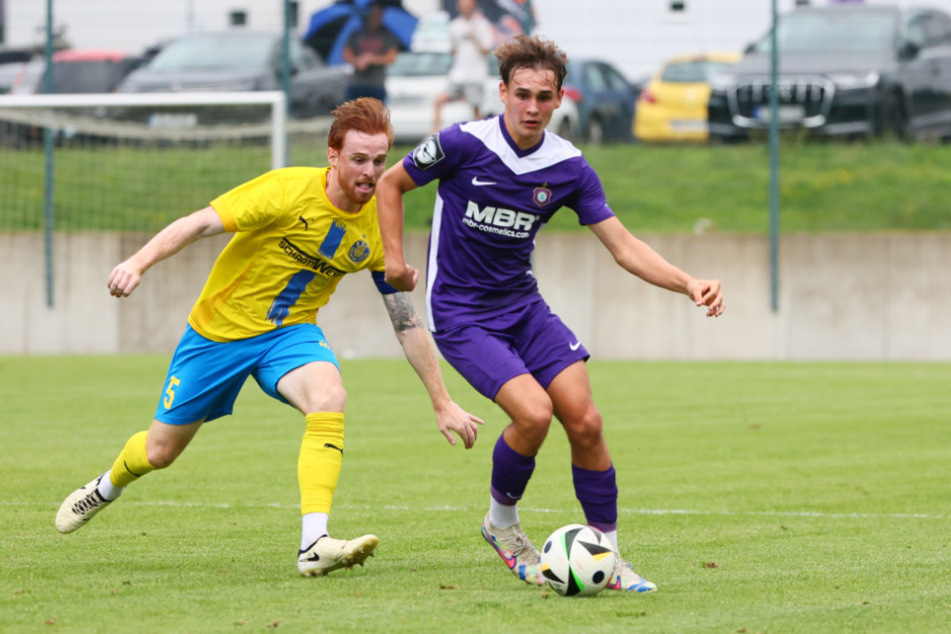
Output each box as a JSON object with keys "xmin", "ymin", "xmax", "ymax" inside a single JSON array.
[
  {"xmin": 587, "ymin": 117, "xmax": 604, "ymax": 145},
  {"xmin": 881, "ymin": 92, "xmax": 911, "ymax": 142}
]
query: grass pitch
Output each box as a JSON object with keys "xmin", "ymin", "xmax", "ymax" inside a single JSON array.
[{"xmin": 2, "ymin": 356, "xmax": 950, "ymax": 632}]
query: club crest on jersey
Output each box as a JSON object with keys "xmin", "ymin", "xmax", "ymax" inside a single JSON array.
[
  {"xmin": 412, "ymin": 134, "xmax": 445, "ymax": 170},
  {"xmin": 348, "ymin": 239, "xmax": 370, "ymax": 264},
  {"xmin": 533, "ymin": 186, "xmax": 553, "ymax": 207}
]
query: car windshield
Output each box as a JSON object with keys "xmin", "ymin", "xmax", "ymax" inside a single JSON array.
[
  {"xmin": 660, "ymin": 59, "xmax": 735, "ymax": 83},
  {"xmin": 758, "ymin": 10, "xmax": 897, "ymax": 52},
  {"xmin": 48, "ymin": 60, "xmax": 129, "ymax": 93},
  {"xmin": 388, "ymin": 52, "xmax": 452, "ymax": 77},
  {"xmin": 149, "ymin": 32, "xmax": 273, "ymax": 71}
]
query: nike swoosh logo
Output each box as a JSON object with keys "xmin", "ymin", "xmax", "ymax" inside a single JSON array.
[
  {"xmin": 569, "ymin": 341, "xmax": 582, "ymax": 351},
  {"xmin": 472, "ymin": 177, "xmax": 497, "ymax": 186}
]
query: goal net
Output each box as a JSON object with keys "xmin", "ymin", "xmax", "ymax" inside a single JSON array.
[{"xmin": 0, "ymin": 91, "xmax": 334, "ymax": 234}]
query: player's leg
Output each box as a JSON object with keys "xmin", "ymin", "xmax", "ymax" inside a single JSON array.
[
  {"xmin": 547, "ymin": 363, "xmax": 657, "ymax": 593},
  {"xmin": 434, "ymin": 318, "xmax": 551, "ymax": 585},
  {"xmin": 257, "ymin": 323, "xmax": 377, "ymax": 576},
  {"xmin": 480, "ymin": 376, "xmax": 557, "ymax": 585},
  {"xmin": 56, "ymin": 325, "xmax": 249, "ymax": 534},
  {"xmin": 55, "ymin": 419, "xmax": 203, "ymax": 534}
]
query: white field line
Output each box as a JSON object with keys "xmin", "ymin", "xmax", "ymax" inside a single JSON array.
[{"xmin": 7, "ymin": 500, "xmax": 949, "ymax": 520}]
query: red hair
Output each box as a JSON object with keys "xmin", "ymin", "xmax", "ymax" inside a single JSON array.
[{"xmin": 327, "ymin": 97, "xmax": 394, "ymax": 150}]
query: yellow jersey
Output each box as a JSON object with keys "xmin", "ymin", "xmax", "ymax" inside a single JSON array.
[{"xmin": 188, "ymin": 166, "xmax": 388, "ymax": 342}]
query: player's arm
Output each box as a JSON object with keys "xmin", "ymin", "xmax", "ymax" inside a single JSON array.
[
  {"xmin": 107, "ymin": 206, "xmax": 225, "ymax": 298},
  {"xmin": 588, "ymin": 216, "xmax": 725, "ymax": 317},
  {"xmin": 376, "ymin": 162, "xmax": 421, "ymax": 292},
  {"xmin": 381, "ymin": 290, "xmax": 484, "ymax": 448}
]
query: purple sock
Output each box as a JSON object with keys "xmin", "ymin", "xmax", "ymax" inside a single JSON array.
[
  {"xmin": 490, "ymin": 435, "xmax": 535, "ymax": 506},
  {"xmin": 572, "ymin": 464, "xmax": 618, "ymax": 533}
]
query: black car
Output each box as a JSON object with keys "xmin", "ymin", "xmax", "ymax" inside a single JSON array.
[
  {"xmin": 707, "ymin": 4, "xmax": 951, "ymax": 142},
  {"xmin": 117, "ymin": 29, "xmax": 348, "ymax": 122}
]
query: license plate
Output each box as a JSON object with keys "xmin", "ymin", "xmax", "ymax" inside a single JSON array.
[
  {"xmin": 754, "ymin": 105, "xmax": 805, "ymax": 124},
  {"xmin": 147, "ymin": 113, "xmax": 198, "ymax": 129},
  {"xmin": 670, "ymin": 120, "xmax": 707, "ymax": 132}
]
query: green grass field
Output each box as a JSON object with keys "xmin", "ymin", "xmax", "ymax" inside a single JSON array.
[
  {"xmin": 2, "ymin": 356, "xmax": 950, "ymax": 633},
  {"xmin": 3, "ymin": 140, "xmax": 951, "ymax": 234}
]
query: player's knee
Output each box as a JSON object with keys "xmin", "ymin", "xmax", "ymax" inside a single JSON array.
[
  {"xmin": 146, "ymin": 442, "xmax": 182, "ymax": 469},
  {"xmin": 309, "ymin": 382, "xmax": 346, "ymax": 413},
  {"xmin": 564, "ymin": 407, "xmax": 604, "ymax": 449},
  {"xmin": 515, "ymin": 401, "xmax": 554, "ymax": 437}
]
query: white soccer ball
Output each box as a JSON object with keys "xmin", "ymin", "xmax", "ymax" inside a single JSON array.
[{"xmin": 540, "ymin": 524, "xmax": 616, "ymax": 597}]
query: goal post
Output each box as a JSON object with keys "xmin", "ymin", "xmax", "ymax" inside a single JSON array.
[
  {"xmin": 0, "ymin": 91, "xmax": 288, "ymax": 170},
  {"xmin": 0, "ymin": 90, "xmax": 299, "ymax": 308}
]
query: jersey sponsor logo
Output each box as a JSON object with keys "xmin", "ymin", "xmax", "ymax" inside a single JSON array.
[
  {"xmin": 279, "ymin": 237, "xmax": 346, "ymax": 278},
  {"xmin": 412, "ymin": 134, "xmax": 445, "ymax": 170},
  {"xmin": 463, "ymin": 200, "xmax": 538, "ymax": 239},
  {"xmin": 472, "ymin": 176, "xmax": 497, "ymax": 186},
  {"xmin": 348, "ymin": 239, "xmax": 370, "ymax": 264},
  {"xmin": 533, "ymin": 186, "xmax": 552, "ymax": 207}
]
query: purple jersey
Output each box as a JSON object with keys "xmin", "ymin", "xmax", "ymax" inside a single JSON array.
[{"xmin": 402, "ymin": 116, "xmax": 615, "ymax": 332}]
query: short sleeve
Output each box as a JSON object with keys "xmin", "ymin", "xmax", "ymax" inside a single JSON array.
[
  {"xmin": 401, "ymin": 128, "xmax": 461, "ymax": 187},
  {"xmin": 566, "ymin": 161, "xmax": 615, "ymax": 226},
  {"xmin": 209, "ymin": 170, "xmax": 287, "ymax": 232}
]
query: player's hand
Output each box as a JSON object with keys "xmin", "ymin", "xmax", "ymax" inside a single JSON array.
[
  {"xmin": 688, "ymin": 278, "xmax": 725, "ymax": 317},
  {"xmin": 434, "ymin": 400, "xmax": 484, "ymax": 449},
  {"xmin": 385, "ymin": 262, "xmax": 419, "ymax": 292},
  {"xmin": 107, "ymin": 259, "xmax": 143, "ymax": 298}
]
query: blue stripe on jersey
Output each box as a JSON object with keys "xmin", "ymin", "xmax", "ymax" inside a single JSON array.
[
  {"xmin": 318, "ymin": 220, "xmax": 347, "ymax": 259},
  {"xmin": 267, "ymin": 269, "xmax": 316, "ymax": 326},
  {"xmin": 371, "ymin": 270, "xmax": 399, "ymax": 295}
]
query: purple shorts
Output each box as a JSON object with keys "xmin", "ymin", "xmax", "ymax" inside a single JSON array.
[{"xmin": 432, "ymin": 300, "xmax": 589, "ymax": 400}]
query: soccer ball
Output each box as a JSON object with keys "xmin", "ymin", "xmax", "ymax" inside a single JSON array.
[{"xmin": 540, "ymin": 524, "xmax": 616, "ymax": 597}]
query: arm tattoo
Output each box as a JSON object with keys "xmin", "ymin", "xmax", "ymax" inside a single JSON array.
[{"xmin": 383, "ymin": 292, "xmax": 424, "ymax": 333}]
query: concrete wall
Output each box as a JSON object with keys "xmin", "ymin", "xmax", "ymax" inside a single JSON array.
[{"xmin": 2, "ymin": 231, "xmax": 950, "ymax": 360}]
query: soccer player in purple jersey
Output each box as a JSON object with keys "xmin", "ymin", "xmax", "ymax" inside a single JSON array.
[{"xmin": 377, "ymin": 36, "xmax": 724, "ymax": 592}]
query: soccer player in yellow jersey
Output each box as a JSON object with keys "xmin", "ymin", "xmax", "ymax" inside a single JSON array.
[{"xmin": 54, "ymin": 98, "xmax": 483, "ymax": 577}]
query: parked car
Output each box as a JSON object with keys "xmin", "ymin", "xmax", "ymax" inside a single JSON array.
[
  {"xmin": 117, "ymin": 29, "xmax": 348, "ymax": 124},
  {"xmin": 707, "ymin": 4, "xmax": 951, "ymax": 142},
  {"xmin": 560, "ymin": 58, "xmax": 638, "ymax": 144},
  {"xmin": 479, "ymin": 56, "xmax": 628, "ymax": 144},
  {"xmin": 0, "ymin": 49, "xmax": 145, "ymax": 145},
  {"xmin": 634, "ymin": 52, "xmax": 740, "ymax": 143},
  {"xmin": 385, "ymin": 50, "xmax": 577, "ymax": 145},
  {"xmin": 0, "ymin": 49, "xmax": 40, "ymax": 95}
]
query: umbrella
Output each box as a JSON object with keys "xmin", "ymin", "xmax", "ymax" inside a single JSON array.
[{"xmin": 304, "ymin": 0, "xmax": 418, "ymax": 66}]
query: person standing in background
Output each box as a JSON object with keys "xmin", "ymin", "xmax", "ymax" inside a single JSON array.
[
  {"xmin": 343, "ymin": 2, "xmax": 400, "ymax": 102},
  {"xmin": 432, "ymin": 0, "xmax": 496, "ymax": 133}
]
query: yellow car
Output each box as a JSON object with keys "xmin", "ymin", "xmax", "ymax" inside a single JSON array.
[{"xmin": 634, "ymin": 52, "xmax": 741, "ymax": 142}]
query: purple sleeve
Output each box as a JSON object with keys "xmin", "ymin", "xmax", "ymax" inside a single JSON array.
[
  {"xmin": 401, "ymin": 129, "xmax": 461, "ymax": 187},
  {"xmin": 568, "ymin": 160, "xmax": 615, "ymax": 226}
]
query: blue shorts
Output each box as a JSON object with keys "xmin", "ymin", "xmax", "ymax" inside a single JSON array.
[
  {"xmin": 154, "ymin": 323, "xmax": 339, "ymax": 425},
  {"xmin": 432, "ymin": 300, "xmax": 589, "ymax": 401}
]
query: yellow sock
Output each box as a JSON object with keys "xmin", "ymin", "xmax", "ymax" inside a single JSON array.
[
  {"xmin": 299, "ymin": 412, "xmax": 345, "ymax": 515},
  {"xmin": 109, "ymin": 431, "xmax": 156, "ymax": 488}
]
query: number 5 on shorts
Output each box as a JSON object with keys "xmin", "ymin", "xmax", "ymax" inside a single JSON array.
[{"xmin": 163, "ymin": 376, "xmax": 181, "ymax": 409}]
